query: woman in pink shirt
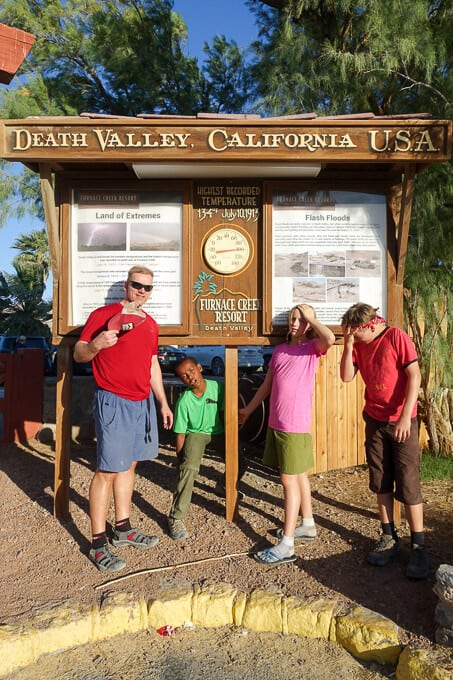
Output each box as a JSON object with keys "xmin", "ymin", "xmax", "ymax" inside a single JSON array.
[{"xmin": 239, "ymin": 304, "xmax": 335, "ymax": 565}]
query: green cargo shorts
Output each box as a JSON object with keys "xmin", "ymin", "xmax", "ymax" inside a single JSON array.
[{"xmin": 263, "ymin": 428, "xmax": 314, "ymax": 474}]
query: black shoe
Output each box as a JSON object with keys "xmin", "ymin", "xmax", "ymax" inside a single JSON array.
[
  {"xmin": 407, "ymin": 545, "xmax": 429, "ymax": 580},
  {"xmin": 368, "ymin": 533, "xmax": 399, "ymax": 567}
]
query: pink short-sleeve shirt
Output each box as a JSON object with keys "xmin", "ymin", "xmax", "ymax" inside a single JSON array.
[{"xmin": 268, "ymin": 339, "xmax": 324, "ymax": 434}]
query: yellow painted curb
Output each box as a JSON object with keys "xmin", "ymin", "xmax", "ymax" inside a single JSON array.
[
  {"xmin": 1, "ymin": 585, "xmax": 452, "ymax": 678},
  {"xmin": 336, "ymin": 605, "xmax": 401, "ymax": 665},
  {"xmin": 396, "ymin": 646, "xmax": 453, "ymax": 680}
]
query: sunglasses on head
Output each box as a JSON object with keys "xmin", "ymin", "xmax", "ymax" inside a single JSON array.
[{"xmin": 128, "ymin": 280, "xmax": 154, "ymax": 292}]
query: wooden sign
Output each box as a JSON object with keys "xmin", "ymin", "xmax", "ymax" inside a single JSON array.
[
  {"xmin": 0, "ymin": 112, "xmax": 450, "ymax": 522},
  {"xmin": 1, "ymin": 117, "xmax": 451, "ymax": 163},
  {"xmin": 191, "ymin": 181, "xmax": 262, "ymax": 339}
]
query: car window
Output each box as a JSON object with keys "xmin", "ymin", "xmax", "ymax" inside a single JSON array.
[
  {"xmin": 0, "ymin": 336, "xmax": 50, "ymax": 353},
  {"xmin": 24, "ymin": 338, "xmax": 48, "ymax": 349},
  {"xmin": 0, "ymin": 337, "xmax": 16, "ymax": 352}
]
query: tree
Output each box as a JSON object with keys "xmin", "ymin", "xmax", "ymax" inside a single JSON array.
[
  {"xmin": 0, "ymin": 263, "xmax": 51, "ymax": 339},
  {"xmin": 404, "ymin": 163, "xmax": 453, "ymax": 455},
  {"xmin": 202, "ymin": 36, "xmax": 252, "ymax": 114},
  {"xmin": 0, "ymin": 229, "xmax": 52, "ymax": 338},
  {"xmin": 0, "ymin": 1, "xmax": 251, "ymax": 228},
  {"xmin": 247, "ymin": 0, "xmax": 452, "ymax": 117},
  {"xmin": 0, "ymin": 0, "xmax": 250, "ymax": 117},
  {"xmin": 0, "ymin": 76, "xmax": 64, "ymax": 227},
  {"xmin": 11, "ymin": 229, "xmax": 50, "ymax": 288}
]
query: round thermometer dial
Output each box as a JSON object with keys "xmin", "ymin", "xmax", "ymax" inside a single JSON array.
[{"xmin": 202, "ymin": 227, "xmax": 252, "ymax": 275}]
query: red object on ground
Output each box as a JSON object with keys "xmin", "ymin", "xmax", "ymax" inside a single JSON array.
[{"xmin": 156, "ymin": 625, "xmax": 175, "ymax": 637}]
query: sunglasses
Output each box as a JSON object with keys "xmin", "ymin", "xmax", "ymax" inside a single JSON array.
[{"xmin": 128, "ymin": 280, "xmax": 154, "ymax": 292}]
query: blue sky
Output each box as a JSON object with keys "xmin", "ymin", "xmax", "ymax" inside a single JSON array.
[
  {"xmin": 173, "ymin": 0, "xmax": 257, "ymax": 60},
  {"xmin": 0, "ymin": 0, "xmax": 258, "ymax": 285}
]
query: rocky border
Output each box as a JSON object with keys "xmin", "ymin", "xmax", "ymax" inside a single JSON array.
[
  {"xmin": 434, "ymin": 564, "xmax": 453, "ymax": 647},
  {"xmin": 1, "ymin": 583, "xmax": 452, "ymax": 679}
]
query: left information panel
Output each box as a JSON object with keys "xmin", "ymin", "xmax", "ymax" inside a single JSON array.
[{"xmin": 70, "ymin": 188, "xmax": 183, "ymax": 327}]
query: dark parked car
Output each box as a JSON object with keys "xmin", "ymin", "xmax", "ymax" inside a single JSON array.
[
  {"xmin": 157, "ymin": 345, "xmax": 187, "ymax": 373},
  {"xmin": 181, "ymin": 345, "xmax": 263, "ymax": 376},
  {"xmin": 261, "ymin": 346, "xmax": 275, "ymax": 371}
]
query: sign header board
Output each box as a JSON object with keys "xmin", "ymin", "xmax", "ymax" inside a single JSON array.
[{"xmin": 1, "ymin": 118, "xmax": 451, "ymax": 164}]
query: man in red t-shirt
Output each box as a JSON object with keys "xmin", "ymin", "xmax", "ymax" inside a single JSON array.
[
  {"xmin": 74, "ymin": 265, "xmax": 173, "ymax": 573},
  {"xmin": 340, "ymin": 302, "xmax": 428, "ymax": 580}
]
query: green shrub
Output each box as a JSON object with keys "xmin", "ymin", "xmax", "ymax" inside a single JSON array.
[{"xmin": 421, "ymin": 451, "xmax": 453, "ymax": 482}]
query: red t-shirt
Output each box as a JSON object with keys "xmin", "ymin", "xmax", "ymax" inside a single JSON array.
[
  {"xmin": 352, "ymin": 326, "xmax": 418, "ymax": 422},
  {"xmin": 79, "ymin": 302, "xmax": 159, "ymax": 401}
]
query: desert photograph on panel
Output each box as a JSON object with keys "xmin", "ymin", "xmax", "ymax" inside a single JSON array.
[
  {"xmin": 130, "ymin": 222, "xmax": 180, "ymax": 251},
  {"xmin": 275, "ymin": 252, "xmax": 309, "ymax": 276},
  {"xmin": 308, "ymin": 251, "xmax": 345, "ymax": 277},
  {"xmin": 326, "ymin": 277, "xmax": 360, "ymax": 302},
  {"xmin": 293, "ymin": 277, "xmax": 325, "ymax": 303},
  {"xmin": 346, "ymin": 250, "xmax": 381, "ymax": 277}
]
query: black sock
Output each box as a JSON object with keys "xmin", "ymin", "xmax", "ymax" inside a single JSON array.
[
  {"xmin": 382, "ymin": 522, "xmax": 397, "ymax": 538},
  {"xmin": 115, "ymin": 518, "xmax": 132, "ymax": 533},
  {"xmin": 411, "ymin": 531, "xmax": 425, "ymax": 548},
  {"xmin": 92, "ymin": 531, "xmax": 107, "ymax": 550}
]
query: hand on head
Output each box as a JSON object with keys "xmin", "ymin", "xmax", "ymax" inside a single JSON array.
[
  {"xmin": 298, "ymin": 304, "xmax": 315, "ymax": 322},
  {"xmin": 342, "ymin": 324, "xmax": 357, "ymax": 349}
]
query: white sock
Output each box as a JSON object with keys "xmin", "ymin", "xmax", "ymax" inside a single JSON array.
[
  {"xmin": 302, "ymin": 518, "xmax": 315, "ymax": 527},
  {"xmin": 275, "ymin": 535, "xmax": 294, "ymax": 557},
  {"xmin": 294, "ymin": 519, "xmax": 316, "ymax": 537}
]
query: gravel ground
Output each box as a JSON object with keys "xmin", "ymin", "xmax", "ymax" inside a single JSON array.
[{"xmin": 2, "ymin": 436, "xmax": 452, "ymax": 653}]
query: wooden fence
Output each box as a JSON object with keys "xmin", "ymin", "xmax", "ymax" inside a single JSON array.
[{"xmin": 310, "ymin": 344, "xmax": 366, "ymax": 473}]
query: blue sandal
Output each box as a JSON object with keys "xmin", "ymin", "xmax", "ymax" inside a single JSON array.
[
  {"xmin": 112, "ymin": 528, "xmax": 159, "ymax": 549},
  {"xmin": 253, "ymin": 547, "xmax": 296, "ymax": 566}
]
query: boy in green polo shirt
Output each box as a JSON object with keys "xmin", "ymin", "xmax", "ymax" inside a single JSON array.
[{"xmin": 167, "ymin": 356, "xmax": 226, "ymax": 540}]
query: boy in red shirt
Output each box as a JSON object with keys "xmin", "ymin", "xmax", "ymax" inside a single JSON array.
[{"xmin": 340, "ymin": 303, "xmax": 428, "ymax": 580}]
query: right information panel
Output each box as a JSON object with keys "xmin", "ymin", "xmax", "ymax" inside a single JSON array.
[{"xmin": 271, "ymin": 189, "xmax": 387, "ymax": 326}]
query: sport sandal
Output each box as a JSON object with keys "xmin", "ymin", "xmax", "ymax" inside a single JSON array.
[
  {"xmin": 253, "ymin": 546, "xmax": 296, "ymax": 566},
  {"xmin": 89, "ymin": 545, "xmax": 126, "ymax": 573},
  {"xmin": 275, "ymin": 525, "xmax": 317, "ymax": 542},
  {"xmin": 112, "ymin": 528, "xmax": 159, "ymax": 549}
]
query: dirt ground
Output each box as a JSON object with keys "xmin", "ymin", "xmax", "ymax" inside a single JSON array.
[
  {"xmin": 1, "ymin": 435, "xmax": 452, "ymax": 677},
  {"xmin": 8, "ymin": 624, "xmax": 393, "ymax": 679}
]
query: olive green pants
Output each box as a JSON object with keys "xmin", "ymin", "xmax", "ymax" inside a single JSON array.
[{"xmin": 169, "ymin": 433, "xmax": 247, "ymax": 520}]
